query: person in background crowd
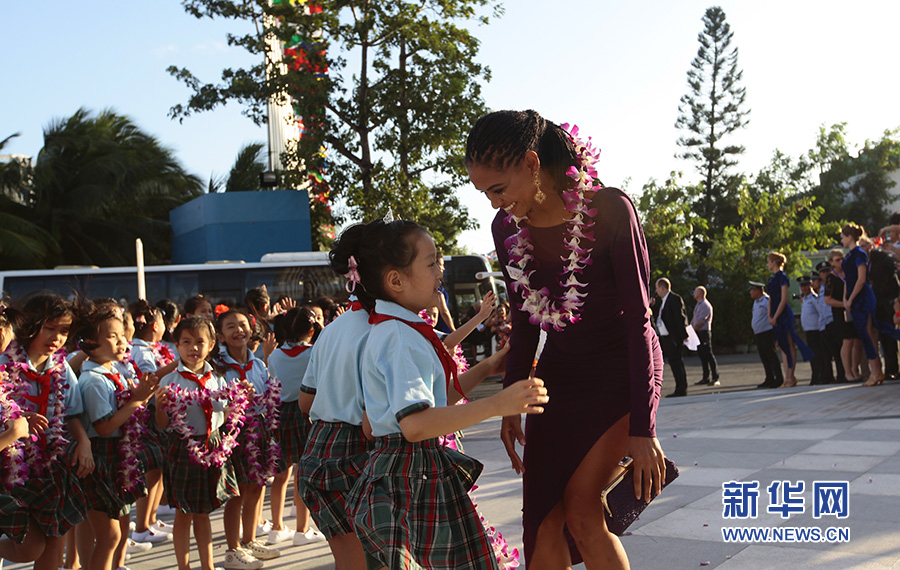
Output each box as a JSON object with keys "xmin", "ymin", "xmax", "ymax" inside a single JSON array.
[
  {"xmin": 841, "ymin": 224, "xmax": 885, "ymax": 386},
  {"xmin": 798, "ymin": 275, "xmax": 823, "ymax": 385},
  {"xmin": 818, "ymin": 260, "xmax": 846, "ymax": 383},
  {"xmin": 750, "ymin": 282, "xmax": 783, "ymax": 389},
  {"xmin": 691, "ymin": 286, "xmax": 719, "ymax": 386},
  {"xmin": 434, "ymin": 253, "xmax": 455, "ymax": 334},
  {"xmin": 861, "ymin": 233, "xmax": 900, "ymax": 380},
  {"xmin": 810, "ymin": 271, "xmax": 835, "ymax": 384},
  {"xmin": 655, "ymin": 278, "xmax": 689, "ymax": 397}
]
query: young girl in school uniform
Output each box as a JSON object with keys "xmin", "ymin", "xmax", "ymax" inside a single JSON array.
[
  {"xmin": 126, "ymin": 300, "xmax": 172, "ymax": 546},
  {"xmin": 74, "ymin": 303, "xmax": 159, "ymax": 570},
  {"xmin": 156, "ymin": 317, "xmax": 244, "ymax": 570},
  {"xmin": 296, "ymin": 283, "xmax": 375, "ymax": 568},
  {"xmin": 213, "ymin": 310, "xmax": 280, "ymax": 567},
  {"xmin": 0, "ymin": 294, "xmax": 92, "ymax": 570},
  {"xmin": 265, "ymin": 308, "xmax": 322, "ymax": 546}
]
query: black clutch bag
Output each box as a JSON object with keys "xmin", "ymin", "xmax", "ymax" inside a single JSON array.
[{"xmin": 601, "ymin": 456, "xmax": 679, "ymax": 536}]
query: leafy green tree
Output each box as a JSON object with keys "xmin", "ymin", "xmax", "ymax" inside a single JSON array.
[
  {"xmin": 0, "ymin": 110, "xmax": 203, "ymax": 269},
  {"xmin": 168, "ymin": 0, "xmax": 499, "ymax": 251},
  {"xmin": 810, "ymin": 124, "xmax": 900, "ymax": 233},
  {"xmin": 675, "ymin": 6, "xmax": 750, "ymax": 271}
]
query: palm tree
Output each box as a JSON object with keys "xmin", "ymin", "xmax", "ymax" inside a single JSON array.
[
  {"xmin": 224, "ymin": 142, "xmax": 267, "ymax": 192},
  {"xmin": 2, "ymin": 108, "xmax": 204, "ymax": 268}
]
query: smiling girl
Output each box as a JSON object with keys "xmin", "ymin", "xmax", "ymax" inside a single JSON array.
[
  {"xmin": 75, "ymin": 302, "xmax": 159, "ymax": 570},
  {"xmin": 212, "ymin": 309, "xmax": 281, "ymax": 567},
  {"xmin": 0, "ymin": 294, "xmax": 91, "ymax": 570},
  {"xmin": 342, "ymin": 219, "xmax": 548, "ymax": 570}
]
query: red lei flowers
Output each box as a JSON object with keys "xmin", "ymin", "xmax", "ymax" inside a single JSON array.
[{"xmin": 504, "ymin": 123, "xmax": 600, "ymax": 332}]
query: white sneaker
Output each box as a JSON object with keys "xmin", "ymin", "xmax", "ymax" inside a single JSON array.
[
  {"xmin": 267, "ymin": 528, "xmax": 295, "ymax": 545},
  {"xmin": 125, "ymin": 539, "xmax": 152, "ymax": 554},
  {"xmin": 156, "ymin": 504, "xmax": 177, "ymax": 516},
  {"xmin": 132, "ymin": 528, "xmax": 173, "ymax": 543},
  {"xmin": 223, "ymin": 548, "xmax": 264, "ymax": 570},
  {"xmin": 114, "ymin": 567, "xmax": 131, "ymax": 570},
  {"xmin": 152, "ymin": 520, "xmax": 173, "ymax": 535},
  {"xmin": 286, "ymin": 505, "xmax": 296, "ymax": 519},
  {"xmin": 256, "ymin": 520, "xmax": 273, "ymax": 535},
  {"xmin": 292, "ymin": 528, "xmax": 326, "ymax": 546},
  {"xmin": 241, "ymin": 540, "xmax": 281, "ymax": 560},
  {"xmin": 128, "ymin": 521, "xmax": 136, "ymax": 532}
]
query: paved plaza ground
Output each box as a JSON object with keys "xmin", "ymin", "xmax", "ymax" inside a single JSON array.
[{"xmin": 8, "ymin": 353, "xmax": 900, "ymax": 569}]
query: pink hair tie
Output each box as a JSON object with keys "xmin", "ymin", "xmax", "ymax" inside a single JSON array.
[{"xmin": 345, "ymin": 256, "xmax": 362, "ymax": 293}]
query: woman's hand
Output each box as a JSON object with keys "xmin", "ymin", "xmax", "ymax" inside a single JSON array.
[
  {"xmin": 768, "ymin": 316, "xmax": 776, "ymax": 326},
  {"xmin": 624, "ymin": 436, "xmax": 666, "ymax": 503},
  {"xmin": 477, "ymin": 291, "xmax": 497, "ymax": 320},
  {"xmin": 500, "ymin": 414, "xmax": 526, "ymax": 475}
]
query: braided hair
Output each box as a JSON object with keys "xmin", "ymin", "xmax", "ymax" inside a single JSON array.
[{"xmin": 465, "ymin": 109, "xmax": 587, "ymax": 195}]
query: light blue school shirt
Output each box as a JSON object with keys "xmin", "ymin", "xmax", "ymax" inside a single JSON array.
[
  {"xmin": 0, "ymin": 351, "xmax": 83, "ymax": 418},
  {"xmin": 301, "ymin": 305, "xmax": 370, "ymax": 425},
  {"xmin": 267, "ymin": 342, "xmax": 312, "ymax": 403},
  {"xmin": 159, "ymin": 362, "xmax": 226, "ymax": 436},
  {"xmin": 79, "ymin": 360, "xmax": 127, "ymax": 438},
  {"xmin": 130, "ymin": 339, "xmax": 159, "ymax": 374},
  {"xmin": 218, "ymin": 347, "xmax": 270, "ymax": 414},
  {"xmin": 817, "ymin": 283, "xmax": 834, "ymax": 329},
  {"xmin": 800, "ymin": 292, "xmax": 820, "ymax": 332},
  {"xmin": 360, "ymin": 299, "xmax": 447, "ymax": 438}
]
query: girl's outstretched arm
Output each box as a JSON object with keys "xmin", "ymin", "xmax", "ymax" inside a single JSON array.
[
  {"xmin": 442, "ymin": 291, "xmax": 497, "ymax": 349},
  {"xmin": 398, "ymin": 377, "xmax": 547, "ymax": 442}
]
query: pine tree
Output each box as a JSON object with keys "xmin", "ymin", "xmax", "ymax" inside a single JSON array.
[{"xmin": 675, "ymin": 6, "xmax": 749, "ymax": 261}]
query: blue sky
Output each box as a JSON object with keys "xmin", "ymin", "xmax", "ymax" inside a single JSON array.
[{"xmin": 3, "ymin": 0, "xmax": 899, "ymax": 254}]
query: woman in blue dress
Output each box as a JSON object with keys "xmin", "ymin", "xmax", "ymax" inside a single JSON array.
[
  {"xmin": 766, "ymin": 252, "xmax": 814, "ymax": 387},
  {"xmin": 840, "ymin": 223, "xmax": 885, "ymax": 386}
]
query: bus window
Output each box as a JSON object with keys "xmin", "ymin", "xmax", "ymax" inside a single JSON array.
[{"xmin": 301, "ymin": 266, "xmax": 346, "ymax": 303}]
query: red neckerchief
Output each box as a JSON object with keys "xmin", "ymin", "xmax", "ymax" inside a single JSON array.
[
  {"xmin": 348, "ymin": 300, "xmax": 364, "ymax": 312},
  {"xmin": 280, "ymin": 345, "xmax": 310, "ymax": 358},
  {"xmin": 129, "ymin": 361, "xmax": 144, "ymax": 381},
  {"xmin": 368, "ymin": 311, "xmax": 464, "ymax": 397},
  {"xmin": 19, "ymin": 368, "xmax": 53, "ymax": 418},
  {"xmin": 178, "ymin": 369, "xmax": 214, "ymax": 442},
  {"xmin": 225, "ymin": 359, "xmax": 253, "ymax": 381},
  {"xmin": 104, "ymin": 371, "xmax": 125, "ymax": 391}
]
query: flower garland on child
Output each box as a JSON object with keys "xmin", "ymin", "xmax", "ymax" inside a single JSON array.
[
  {"xmin": 113, "ymin": 386, "xmax": 148, "ymax": 493},
  {"xmin": 241, "ymin": 376, "xmax": 282, "ymax": 485},
  {"xmin": 0, "ymin": 373, "xmax": 28, "ymax": 491},
  {"xmin": 0, "ymin": 341, "xmax": 70, "ymax": 487},
  {"xmin": 504, "ymin": 123, "xmax": 600, "ymax": 332},
  {"xmin": 151, "ymin": 342, "xmax": 176, "ymax": 367},
  {"xmin": 160, "ymin": 383, "xmax": 252, "ymax": 468}
]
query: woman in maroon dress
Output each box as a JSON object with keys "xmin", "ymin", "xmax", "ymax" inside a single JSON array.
[{"xmin": 466, "ymin": 110, "xmax": 666, "ymax": 568}]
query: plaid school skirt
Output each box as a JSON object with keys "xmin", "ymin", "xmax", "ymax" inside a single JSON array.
[
  {"xmin": 2, "ymin": 441, "xmax": 88, "ymax": 538},
  {"xmin": 138, "ymin": 405, "xmax": 165, "ymax": 472},
  {"xmin": 297, "ymin": 421, "xmax": 371, "ymax": 539},
  {"xmin": 164, "ymin": 433, "xmax": 239, "ymax": 515},
  {"xmin": 82, "ymin": 437, "xmax": 147, "ymax": 519},
  {"xmin": 276, "ymin": 401, "xmax": 310, "ymax": 470},
  {"xmin": 232, "ymin": 423, "xmax": 276, "ymax": 486},
  {"xmin": 347, "ymin": 434, "xmax": 498, "ymax": 570}
]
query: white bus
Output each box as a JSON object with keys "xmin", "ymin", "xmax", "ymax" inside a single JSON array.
[{"xmin": 0, "ymin": 253, "xmax": 504, "ymax": 330}]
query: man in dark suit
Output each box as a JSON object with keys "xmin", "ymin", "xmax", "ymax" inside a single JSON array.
[{"xmin": 655, "ymin": 278, "xmax": 689, "ymax": 397}]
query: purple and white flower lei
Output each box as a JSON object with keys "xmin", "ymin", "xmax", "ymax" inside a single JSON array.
[
  {"xmin": 0, "ymin": 374, "xmax": 28, "ymax": 492},
  {"xmin": 114, "ymin": 387, "xmax": 148, "ymax": 493},
  {"xmin": 242, "ymin": 376, "xmax": 282, "ymax": 485},
  {"xmin": 504, "ymin": 123, "xmax": 600, "ymax": 332},
  {"xmin": 160, "ymin": 383, "xmax": 252, "ymax": 468},
  {"xmin": 0, "ymin": 341, "xmax": 70, "ymax": 486}
]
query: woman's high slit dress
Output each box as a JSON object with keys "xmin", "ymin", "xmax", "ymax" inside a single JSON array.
[{"xmin": 492, "ymin": 187, "xmax": 664, "ymax": 565}]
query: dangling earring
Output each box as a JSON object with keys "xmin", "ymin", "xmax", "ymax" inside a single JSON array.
[{"xmin": 533, "ymin": 171, "xmax": 546, "ymax": 204}]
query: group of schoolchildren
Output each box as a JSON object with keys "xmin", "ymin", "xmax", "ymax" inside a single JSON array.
[{"xmin": 0, "ymin": 218, "xmax": 549, "ymax": 570}]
